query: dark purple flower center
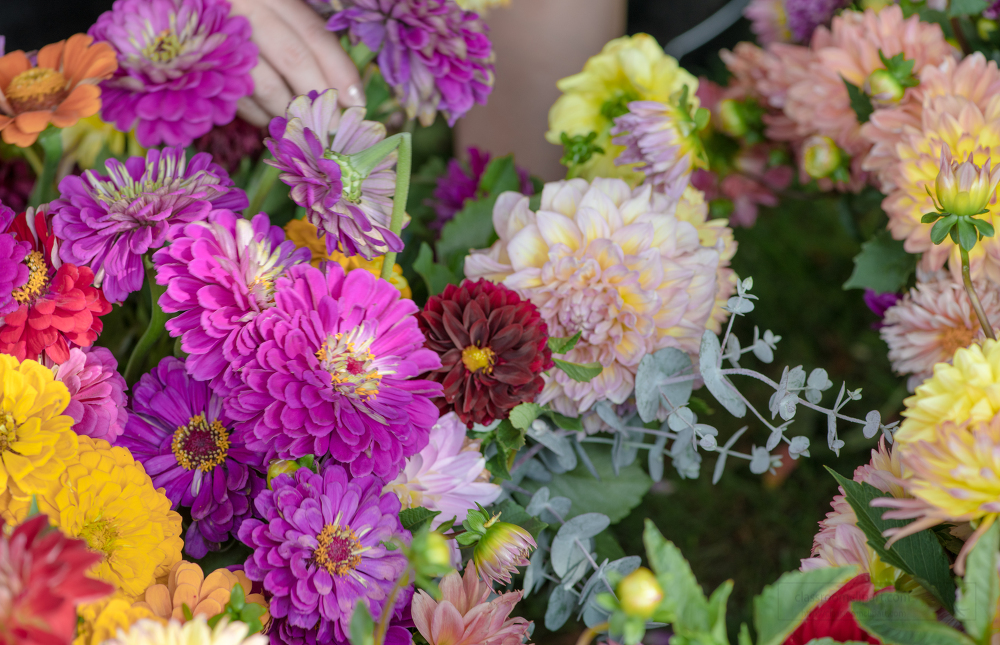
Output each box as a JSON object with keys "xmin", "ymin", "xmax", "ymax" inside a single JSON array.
[
  {"xmin": 315, "ymin": 324, "xmax": 385, "ymax": 402},
  {"xmin": 314, "ymin": 524, "xmax": 363, "ymax": 576},
  {"xmin": 171, "ymin": 414, "xmax": 230, "ymax": 471}
]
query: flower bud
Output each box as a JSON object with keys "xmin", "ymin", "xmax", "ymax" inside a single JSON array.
[
  {"xmin": 423, "ymin": 531, "xmax": 453, "ymax": 568},
  {"xmin": 717, "ymin": 99, "xmax": 748, "ymax": 138},
  {"xmin": 979, "ymin": 18, "xmax": 998, "ymax": 42},
  {"xmin": 934, "ymin": 153, "xmax": 1000, "ymax": 217},
  {"xmin": 865, "ymin": 69, "xmax": 904, "ymax": 105},
  {"xmin": 617, "ymin": 567, "xmax": 664, "ymax": 619},
  {"xmin": 267, "ymin": 459, "xmax": 299, "ymax": 488},
  {"xmin": 803, "ymin": 136, "xmax": 842, "ymax": 180},
  {"xmin": 472, "ymin": 520, "xmax": 536, "ymax": 588}
]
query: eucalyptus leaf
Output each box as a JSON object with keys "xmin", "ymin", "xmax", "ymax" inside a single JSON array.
[
  {"xmin": 635, "ymin": 347, "xmax": 694, "ymax": 422},
  {"xmin": 545, "ymin": 584, "xmax": 579, "ymax": 631},
  {"xmin": 700, "ymin": 331, "xmax": 747, "ymax": 417}
]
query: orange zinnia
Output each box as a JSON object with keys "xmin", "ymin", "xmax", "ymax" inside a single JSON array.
[{"xmin": 0, "ymin": 34, "xmax": 117, "ymax": 147}]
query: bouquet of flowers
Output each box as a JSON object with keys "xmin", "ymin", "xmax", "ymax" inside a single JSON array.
[{"xmin": 7, "ymin": 0, "xmax": 1000, "ymax": 644}]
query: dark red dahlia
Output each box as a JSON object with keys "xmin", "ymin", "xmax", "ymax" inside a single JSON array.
[
  {"xmin": 418, "ymin": 279, "xmax": 553, "ymax": 428},
  {"xmin": 784, "ymin": 574, "xmax": 882, "ymax": 645},
  {"xmin": 193, "ymin": 116, "xmax": 266, "ymax": 174},
  {"xmin": 0, "ymin": 157, "xmax": 32, "ymax": 213},
  {"xmin": 0, "ymin": 515, "xmax": 113, "ymax": 645},
  {"xmin": 0, "ymin": 209, "xmax": 111, "ymax": 364}
]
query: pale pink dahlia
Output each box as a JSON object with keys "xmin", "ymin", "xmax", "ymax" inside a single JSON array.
[
  {"xmin": 45, "ymin": 346, "xmax": 128, "ymax": 442},
  {"xmin": 800, "ymin": 438, "xmax": 906, "ymax": 587},
  {"xmin": 881, "ymin": 271, "xmax": 1000, "ymax": 390},
  {"xmin": 465, "ymin": 178, "xmax": 724, "ymax": 418},
  {"xmin": 385, "ymin": 412, "xmax": 501, "ymax": 528}
]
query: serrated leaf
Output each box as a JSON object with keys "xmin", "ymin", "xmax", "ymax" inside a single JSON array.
[
  {"xmin": 496, "ymin": 419, "xmax": 526, "ymax": 452},
  {"xmin": 843, "ymin": 79, "xmax": 874, "ymax": 124},
  {"xmin": 549, "ymin": 331, "xmax": 582, "ymax": 354},
  {"xmin": 843, "ymin": 231, "xmax": 917, "ymax": 293},
  {"xmin": 493, "ymin": 499, "xmax": 548, "ymax": 537},
  {"xmin": 413, "ymin": 242, "xmax": 459, "ymax": 297},
  {"xmin": 553, "ymin": 358, "xmax": 604, "ymax": 382},
  {"xmin": 643, "ymin": 519, "xmax": 710, "ymax": 631},
  {"xmin": 399, "ymin": 507, "xmax": 442, "ymax": 532},
  {"xmin": 828, "ymin": 469, "xmax": 956, "ymax": 612},
  {"xmin": 754, "ymin": 566, "xmax": 858, "ymax": 645},
  {"xmin": 509, "ymin": 402, "xmax": 543, "ymax": 430},
  {"xmin": 956, "ymin": 520, "xmax": 1000, "ymax": 644},
  {"xmin": 852, "ymin": 593, "xmax": 974, "ymax": 645}
]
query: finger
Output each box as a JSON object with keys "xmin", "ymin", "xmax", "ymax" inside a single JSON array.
[
  {"xmin": 248, "ymin": 57, "xmax": 295, "ymax": 120},
  {"xmin": 244, "ymin": 3, "xmax": 333, "ymax": 104},
  {"xmin": 236, "ymin": 96, "xmax": 271, "ymax": 128},
  {"xmin": 261, "ymin": 0, "xmax": 365, "ymax": 108}
]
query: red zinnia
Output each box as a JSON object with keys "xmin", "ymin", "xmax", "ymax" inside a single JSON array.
[
  {"xmin": 0, "ymin": 515, "xmax": 114, "ymax": 645},
  {"xmin": 418, "ymin": 279, "xmax": 553, "ymax": 428},
  {"xmin": 784, "ymin": 574, "xmax": 883, "ymax": 645},
  {"xmin": 0, "ymin": 209, "xmax": 110, "ymax": 363}
]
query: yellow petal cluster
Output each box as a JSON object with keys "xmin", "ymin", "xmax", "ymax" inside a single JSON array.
[
  {"xmin": 75, "ymin": 597, "xmax": 163, "ymax": 645},
  {"xmin": 284, "ymin": 219, "xmax": 411, "ymax": 298},
  {"xmin": 455, "ymin": 0, "xmax": 510, "ymax": 12},
  {"xmin": 897, "ymin": 339, "xmax": 1000, "ymax": 442},
  {"xmin": 546, "ymin": 34, "xmax": 698, "ymax": 184},
  {"xmin": 36, "ymin": 436, "xmax": 184, "ymax": 599},
  {"xmin": 104, "ymin": 617, "xmax": 267, "ymax": 645},
  {"xmin": 134, "ymin": 560, "xmax": 269, "ymax": 629},
  {"xmin": 0, "ymin": 354, "xmax": 77, "ymax": 519},
  {"xmin": 61, "ymin": 114, "xmax": 144, "ymax": 170}
]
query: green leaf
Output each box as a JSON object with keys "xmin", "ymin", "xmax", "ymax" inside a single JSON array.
[
  {"xmin": 738, "ymin": 624, "xmax": 753, "ymax": 645},
  {"xmin": 478, "ymin": 155, "xmax": 522, "ymax": 195},
  {"xmin": 547, "ymin": 411, "xmax": 585, "ymax": 431},
  {"xmin": 520, "ymin": 444, "xmax": 651, "ymax": 523},
  {"xmin": 852, "ymin": 593, "xmax": 974, "ymax": 645},
  {"xmin": 643, "ymin": 519, "xmax": 710, "ymax": 631},
  {"xmin": 921, "ymin": 212, "xmax": 942, "ymax": 224},
  {"xmin": 182, "ymin": 603, "xmax": 194, "ymax": 622},
  {"xmin": 229, "ymin": 584, "xmax": 245, "ymax": 612},
  {"xmin": 548, "ymin": 331, "xmax": 582, "ymax": 354},
  {"xmin": 399, "ymin": 507, "xmax": 442, "ymax": 532},
  {"xmin": 349, "ymin": 601, "xmax": 375, "ymax": 645},
  {"xmin": 828, "ymin": 469, "xmax": 956, "ymax": 612},
  {"xmin": 843, "ymin": 79, "xmax": 874, "ymax": 124},
  {"xmin": 509, "ymin": 402, "xmax": 543, "ymax": 430},
  {"xmin": 496, "ymin": 419, "xmax": 526, "ymax": 452},
  {"xmin": 931, "ymin": 214, "xmax": 959, "ymax": 244},
  {"xmin": 485, "ymin": 449, "xmax": 513, "ymax": 482},
  {"xmin": 949, "ymin": 0, "xmax": 989, "ymax": 16},
  {"xmin": 843, "ymin": 231, "xmax": 917, "ymax": 293},
  {"xmin": 493, "ymin": 499, "xmax": 548, "ymax": 537},
  {"xmin": 957, "ymin": 218, "xmax": 979, "ymax": 251},
  {"xmin": 455, "ymin": 531, "xmax": 481, "ymax": 546},
  {"xmin": 413, "ymin": 242, "xmax": 460, "ymax": 297},
  {"xmin": 553, "ymin": 358, "xmax": 604, "ymax": 382},
  {"xmin": 707, "ymin": 579, "xmax": 734, "ymax": 644},
  {"xmin": 754, "ymin": 566, "xmax": 858, "ymax": 645},
  {"xmin": 973, "ymin": 217, "xmax": 996, "ymax": 239},
  {"xmin": 956, "ymin": 520, "xmax": 1000, "ymax": 644}
]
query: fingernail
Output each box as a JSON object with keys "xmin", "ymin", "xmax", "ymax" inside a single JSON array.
[{"xmin": 343, "ymin": 83, "xmax": 367, "ymax": 108}]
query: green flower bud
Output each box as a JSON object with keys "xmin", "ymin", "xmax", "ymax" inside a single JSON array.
[
  {"xmin": 717, "ymin": 99, "xmax": 748, "ymax": 138},
  {"xmin": 865, "ymin": 69, "xmax": 904, "ymax": 105},
  {"xmin": 617, "ymin": 567, "xmax": 663, "ymax": 619},
  {"xmin": 935, "ymin": 154, "xmax": 1000, "ymax": 218},
  {"xmin": 267, "ymin": 459, "xmax": 299, "ymax": 488},
  {"xmin": 979, "ymin": 18, "xmax": 998, "ymax": 42},
  {"xmin": 803, "ymin": 136, "xmax": 842, "ymax": 180}
]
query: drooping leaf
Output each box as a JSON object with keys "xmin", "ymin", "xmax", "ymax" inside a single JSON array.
[
  {"xmin": 843, "ymin": 231, "xmax": 917, "ymax": 293},
  {"xmin": 843, "ymin": 79, "xmax": 874, "ymax": 124},
  {"xmin": 553, "ymin": 358, "xmax": 604, "ymax": 382},
  {"xmin": 852, "ymin": 593, "xmax": 974, "ymax": 645},
  {"xmin": 643, "ymin": 519, "xmax": 709, "ymax": 631},
  {"xmin": 399, "ymin": 507, "xmax": 442, "ymax": 532},
  {"xmin": 956, "ymin": 520, "xmax": 1000, "ymax": 644},
  {"xmin": 754, "ymin": 566, "xmax": 858, "ymax": 645},
  {"xmin": 635, "ymin": 348, "xmax": 694, "ymax": 423}
]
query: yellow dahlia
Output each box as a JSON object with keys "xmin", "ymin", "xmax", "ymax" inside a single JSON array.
[
  {"xmin": 546, "ymin": 34, "xmax": 698, "ymax": 184},
  {"xmin": 0, "ymin": 354, "xmax": 77, "ymax": 515},
  {"xmin": 283, "ymin": 219, "xmax": 411, "ymax": 298},
  {"xmin": 897, "ymin": 339, "xmax": 1000, "ymax": 443},
  {"xmin": 134, "ymin": 560, "xmax": 269, "ymax": 629},
  {"xmin": 872, "ymin": 415, "xmax": 1000, "ymax": 573},
  {"xmin": 75, "ymin": 597, "xmax": 163, "ymax": 645},
  {"xmin": 36, "ymin": 436, "xmax": 184, "ymax": 599}
]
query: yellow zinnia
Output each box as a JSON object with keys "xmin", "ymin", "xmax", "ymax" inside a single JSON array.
[
  {"xmin": 284, "ymin": 219, "xmax": 412, "ymax": 298},
  {"xmin": 75, "ymin": 597, "xmax": 163, "ymax": 645},
  {"xmin": 37, "ymin": 436, "xmax": 184, "ymax": 599},
  {"xmin": 897, "ymin": 339, "xmax": 1000, "ymax": 442},
  {"xmin": 0, "ymin": 354, "xmax": 77, "ymax": 518},
  {"xmin": 546, "ymin": 34, "xmax": 698, "ymax": 184}
]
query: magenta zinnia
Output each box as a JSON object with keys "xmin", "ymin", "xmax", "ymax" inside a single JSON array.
[
  {"xmin": 328, "ymin": 0, "xmax": 495, "ymax": 126},
  {"xmin": 224, "ymin": 262, "xmax": 442, "ymax": 479},
  {"xmin": 153, "ymin": 209, "xmax": 309, "ymax": 384},
  {"xmin": 266, "ymin": 89, "xmax": 400, "ymax": 260},
  {"xmin": 45, "ymin": 346, "xmax": 128, "ymax": 443},
  {"xmin": 90, "ymin": 0, "xmax": 257, "ymax": 147}
]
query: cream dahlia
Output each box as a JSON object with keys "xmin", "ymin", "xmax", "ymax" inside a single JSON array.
[{"xmin": 465, "ymin": 178, "xmax": 724, "ymax": 417}]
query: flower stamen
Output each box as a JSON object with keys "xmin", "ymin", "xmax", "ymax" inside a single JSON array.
[
  {"xmin": 80, "ymin": 517, "xmax": 120, "ymax": 558},
  {"xmin": 316, "ymin": 323, "xmax": 385, "ymax": 402},
  {"xmin": 171, "ymin": 414, "xmax": 230, "ymax": 471},
  {"xmin": 6, "ymin": 68, "xmax": 68, "ymax": 112},
  {"xmin": 313, "ymin": 523, "xmax": 365, "ymax": 576},
  {"xmin": 143, "ymin": 29, "xmax": 183, "ymax": 64},
  {"xmin": 12, "ymin": 251, "xmax": 50, "ymax": 305},
  {"xmin": 0, "ymin": 412, "xmax": 16, "ymax": 454},
  {"xmin": 461, "ymin": 345, "xmax": 496, "ymax": 374}
]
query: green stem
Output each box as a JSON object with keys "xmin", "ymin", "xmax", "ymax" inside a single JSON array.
[
  {"xmin": 21, "ymin": 145, "xmax": 43, "ymax": 176},
  {"xmin": 373, "ymin": 569, "xmax": 410, "ymax": 645},
  {"xmin": 961, "ymin": 246, "xmax": 996, "ymax": 340},
  {"xmin": 244, "ymin": 163, "xmax": 280, "ymax": 219},
  {"xmin": 575, "ymin": 622, "xmax": 609, "ymax": 645},
  {"xmin": 28, "ymin": 128, "xmax": 64, "ymax": 208},
  {"xmin": 380, "ymin": 133, "xmax": 411, "ymax": 280},
  {"xmin": 123, "ymin": 256, "xmax": 170, "ymax": 385}
]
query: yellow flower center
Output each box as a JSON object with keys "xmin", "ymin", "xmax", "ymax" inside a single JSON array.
[
  {"xmin": 143, "ymin": 29, "xmax": 183, "ymax": 64},
  {"xmin": 12, "ymin": 251, "xmax": 49, "ymax": 304},
  {"xmin": 462, "ymin": 345, "xmax": 496, "ymax": 374},
  {"xmin": 941, "ymin": 324, "xmax": 976, "ymax": 357},
  {"xmin": 316, "ymin": 324, "xmax": 383, "ymax": 401},
  {"xmin": 6, "ymin": 67, "xmax": 68, "ymax": 112},
  {"xmin": 171, "ymin": 414, "xmax": 230, "ymax": 471},
  {"xmin": 80, "ymin": 518, "xmax": 120, "ymax": 558},
  {"xmin": 314, "ymin": 524, "xmax": 364, "ymax": 576},
  {"xmin": 0, "ymin": 412, "xmax": 16, "ymax": 454}
]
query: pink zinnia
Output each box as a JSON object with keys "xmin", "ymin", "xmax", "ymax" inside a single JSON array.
[{"xmin": 45, "ymin": 346, "xmax": 128, "ymax": 443}]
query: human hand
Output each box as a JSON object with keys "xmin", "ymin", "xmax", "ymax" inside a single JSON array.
[{"xmin": 229, "ymin": 0, "xmax": 364, "ymax": 127}]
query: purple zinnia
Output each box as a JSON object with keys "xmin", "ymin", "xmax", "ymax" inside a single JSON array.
[
  {"xmin": 51, "ymin": 146, "xmax": 247, "ymax": 303},
  {"xmin": 328, "ymin": 0, "xmax": 495, "ymax": 126},
  {"xmin": 238, "ymin": 464, "xmax": 410, "ymax": 644},
  {"xmin": 0, "ymin": 202, "xmax": 29, "ymax": 316},
  {"xmin": 46, "ymin": 346, "xmax": 128, "ymax": 442},
  {"xmin": 266, "ymin": 89, "xmax": 400, "ymax": 260},
  {"xmin": 224, "ymin": 262, "xmax": 442, "ymax": 479},
  {"xmin": 154, "ymin": 209, "xmax": 310, "ymax": 384},
  {"xmin": 90, "ymin": 0, "xmax": 257, "ymax": 147},
  {"xmin": 428, "ymin": 147, "xmax": 532, "ymax": 230},
  {"xmin": 118, "ymin": 356, "xmax": 266, "ymax": 559},
  {"xmin": 786, "ymin": 0, "xmax": 849, "ymax": 43},
  {"xmin": 864, "ymin": 288, "xmax": 902, "ymax": 330}
]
